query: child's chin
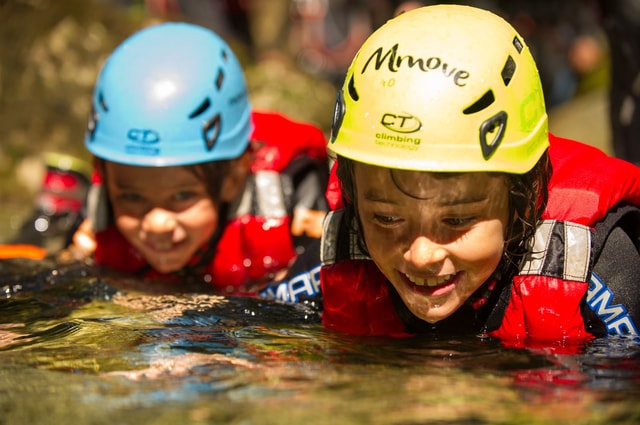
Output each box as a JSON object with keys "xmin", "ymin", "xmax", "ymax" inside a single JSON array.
[
  {"xmin": 405, "ymin": 296, "xmax": 460, "ymax": 324},
  {"xmin": 148, "ymin": 257, "xmax": 188, "ymax": 274}
]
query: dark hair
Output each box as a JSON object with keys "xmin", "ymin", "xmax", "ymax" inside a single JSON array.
[
  {"xmin": 335, "ymin": 151, "xmax": 552, "ymax": 279},
  {"xmin": 501, "ymin": 152, "xmax": 551, "ymax": 275},
  {"xmin": 188, "ymin": 160, "xmax": 233, "ymax": 203}
]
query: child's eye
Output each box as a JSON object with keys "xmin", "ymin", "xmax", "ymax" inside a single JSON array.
[
  {"xmin": 373, "ymin": 214, "xmax": 401, "ymax": 225},
  {"xmin": 174, "ymin": 191, "xmax": 198, "ymax": 202},
  {"xmin": 444, "ymin": 217, "xmax": 474, "ymax": 227},
  {"xmin": 118, "ymin": 192, "xmax": 144, "ymax": 203}
]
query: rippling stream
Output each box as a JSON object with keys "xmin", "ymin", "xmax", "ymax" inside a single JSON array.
[{"xmin": 0, "ymin": 258, "xmax": 638, "ymax": 424}]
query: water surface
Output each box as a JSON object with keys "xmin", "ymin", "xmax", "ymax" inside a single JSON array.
[{"xmin": 1, "ymin": 258, "xmax": 638, "ymax": 424}]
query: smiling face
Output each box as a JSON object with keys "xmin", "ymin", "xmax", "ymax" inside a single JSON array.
[
  {"xmin": 353, "ymin": 162, "xmax": 510, "ymax": 323},
  {"xmin": 103, "ymin": 162, "xmax": 221, "ymax": 274}
]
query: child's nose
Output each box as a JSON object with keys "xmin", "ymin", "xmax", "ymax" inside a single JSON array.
[
  {"xmin": 141, "ymin": 208, "xmax": 177, "ymax": 234},
  {"xmin": 404, "ymin": 236, "xmax": 447, "ymax": 269}
]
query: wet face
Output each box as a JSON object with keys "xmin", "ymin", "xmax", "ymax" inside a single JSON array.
[
  {"xmin": 104, "ymin": 162, "xmax": 220, "ymax": 274},
  {"xmin": 353, "ymin": 163, "xmax": 510, "ymax": 324}
]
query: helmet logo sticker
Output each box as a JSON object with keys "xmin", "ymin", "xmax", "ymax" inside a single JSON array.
[
  {"xmin": 127, "ymin": 129, "xmax": 160, "ymax": 144},
  {"xmin": 203, "ymin": 114, "xmax": 221, "ymax": 151},
  {"xmin": 381, "ymin": 113, "xmax": 421, "ymax": 133},
  {"xmin": 361, "ymin": 44, "xmax": 470, "ymax": 87},
  {"xmin": 125, "ymin": 129, "xmax": 160, "ymax": 156},
  {"xmin": 376, "ymin": 111, "xmax": 422, "ymax": 150},
  {"xmin": 479, "ymin": 111, "xmax": 507, "ymax": 160}
]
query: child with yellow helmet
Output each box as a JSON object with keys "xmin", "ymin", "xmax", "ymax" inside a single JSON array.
[{"xmin": 266, "ymin": 4, "xmax": 640, "ymax": 349}]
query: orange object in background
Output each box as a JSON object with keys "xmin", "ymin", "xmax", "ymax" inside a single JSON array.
[{"xmin": 0, "ymin": 244, "xmax": 47, "ymax": 260}]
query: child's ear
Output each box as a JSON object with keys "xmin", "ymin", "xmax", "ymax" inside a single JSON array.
[{"xmin": 219, "ymin": 151, "xmax": 252, "ymax": 203}]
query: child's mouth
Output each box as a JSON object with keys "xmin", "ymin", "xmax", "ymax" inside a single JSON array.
[
  {"xmin": 404, "ymin": 273, "xmax": 456, "ymax": 287},
  {"xmin": 402, "ymin": 272, "xmax": 459, "ymax": 297},
  {"xmin": 145, "ymin": 239, "xmax": 182, "ymax": 253}
]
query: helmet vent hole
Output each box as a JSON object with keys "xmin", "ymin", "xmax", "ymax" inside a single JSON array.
[
  {"xmin": 215, "ymin": 68, "xmax": 224, "ymax": 90},
  {"xmin": 463, "ymin": 90, "xmax": 495, "ymax": 115},
  {"xmin": 501, "ymin": 56, "xmax": 516, "ymax": 86},
  {"xmin": 189, "ymin": 98, "xmax": 211, "ymax": 119},
  {"xmin": 203, "ymin": 114, "xmax": 221, "ymax": 151},
  {"xmin": 347, "ymin": 75, "xmax": 359, "ymax": 101},
  {"xmin": 98, "ymin": 92, "xmax": 108, "ymax": 112},
  {"xmin": 512, "ymin": 36, "xmax": 524, "ymax": 53}
]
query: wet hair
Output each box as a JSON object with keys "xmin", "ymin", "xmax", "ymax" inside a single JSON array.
[
  {"xmin": 188, "ymin": 160, "xmax": 233, "ymax": 203},
  {"xmin": 501, "ymin": 152, "xmax": 551, "ymax": 274},
  {"xmin": 335, "ymin": 151, "xmax": 552, "ymax": 279}
]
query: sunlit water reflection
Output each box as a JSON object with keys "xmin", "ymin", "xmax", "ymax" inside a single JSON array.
[{"xmin": 0, "ymin": 258, "xmax": 638, "ymax": 425}]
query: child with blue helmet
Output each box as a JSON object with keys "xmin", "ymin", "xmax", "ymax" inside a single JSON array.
[{"xmin": 68, "ymin": 22, "xmax": 329, "ymax": 294}]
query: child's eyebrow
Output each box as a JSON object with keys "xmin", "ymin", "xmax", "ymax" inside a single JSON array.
[
  {"xmin": 110, "ymin": 180, "xmax": 137, "ymax": 190},
  {"xmin": 363, "ymin": 189, "xmax": 489, "ymax": 206},
  {"xmin": 363, "ymin": 190, "xmax": 403, "ymax": 203},
  {"xmin": 438, "ymin": 194, "xmax": 490, "ymax": 206}
]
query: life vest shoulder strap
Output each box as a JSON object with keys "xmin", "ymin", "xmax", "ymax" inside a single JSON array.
[
  {"xmin": 229, "ymin": 170, "xmax": 290, "ymax": 219},
  {"xmin": 519, "ymin": 219, "xmax": 592, "ymax": 282},
  {"xmin": 320, "ymin": 209, "xmax": 370, "ymax": 266}
]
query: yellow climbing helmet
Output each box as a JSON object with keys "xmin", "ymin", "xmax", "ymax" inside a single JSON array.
[{"xmin": 329, "ymin": 4, "xmax": 549, "ymax": 173}]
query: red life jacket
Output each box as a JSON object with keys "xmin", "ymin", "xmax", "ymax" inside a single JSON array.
[
  {"xmin": 93, "ymin": 111, "xmax": 327, "ymax": 291},
  {"xmin": 321, "ymin": 134, "xmax": 640, "ymax": 347}
]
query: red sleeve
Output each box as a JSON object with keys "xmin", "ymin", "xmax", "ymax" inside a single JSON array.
[
  {"xmin": 94, "ymin": 225, "xmax": 146, "ymax": 273},
  {"xmin": 544, "ymin": 134, "xmax": 640, "ymax": 225},
  {"xmin": 211, "ymin": 215, "xmax": 296, "ymax": 289},
  {"xmin": 321, "ymin": 260, "xmax": 411, "ymax": 337},
  {"xmin": 249, "ymin": 111, "xmax": 327, "ymax": 172}
]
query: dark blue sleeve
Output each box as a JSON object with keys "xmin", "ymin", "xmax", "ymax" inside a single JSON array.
[
  {"xmin": 587, "ymin": 222, "xmax": 640, "ymax": 336},
  {"xmin": 258, "ymin": 238, "xmax": 323, "ymax": 308}
]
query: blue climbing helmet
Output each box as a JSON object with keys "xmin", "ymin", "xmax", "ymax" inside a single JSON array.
[{"xmin": 85, "ymin": 22, "xmax": 252, "ymax": 166}]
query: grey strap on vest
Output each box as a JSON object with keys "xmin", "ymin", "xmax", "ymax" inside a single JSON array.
[
  {"xmin": 519, "ymin": 220, "xmax": 592, "ymax": 282},
  {"xmin": 320, "ymin": 209, "xmax": 370, "ymax": 266},
  {"xmin": 229, "ymin": 171, "xmax": 290, "ymax": 219}
]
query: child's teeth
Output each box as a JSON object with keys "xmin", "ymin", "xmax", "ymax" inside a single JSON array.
[{"xmin": 406, "ymin": 273, "xmax": 454, "ymax": 287}]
